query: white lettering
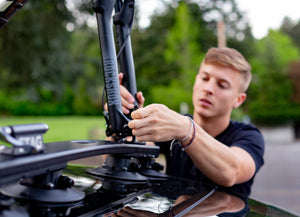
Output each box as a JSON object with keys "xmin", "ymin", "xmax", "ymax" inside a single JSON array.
[{"xmin": 18, "ymin": 135, "xmax": 44, "ymax": 151}]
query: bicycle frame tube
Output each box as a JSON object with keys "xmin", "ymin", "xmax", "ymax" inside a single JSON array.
[
  {"xmin": 114, "ymin": 0, "xmax": 138, "ymax": 109},
  {"xmin": 93, "ymin": 0, "xmax": 139, "ymax": 140},
  {"xmin": 93, "ymin": 0, "xmax": 127, "ymax": 137}
]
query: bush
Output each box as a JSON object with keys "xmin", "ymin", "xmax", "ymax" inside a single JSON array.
[{"xmin": 0, "ymin": 91, "xmax": 102, "ymax": 116}]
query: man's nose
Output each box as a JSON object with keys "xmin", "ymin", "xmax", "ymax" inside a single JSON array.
[{"xmin": 203, "ymin": 81, "xmax": 214, "ymax": 95}]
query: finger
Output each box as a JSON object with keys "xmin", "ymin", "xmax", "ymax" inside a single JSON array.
[
  {"xmin": 131, "ymin": 125, "xmax": 158, "ymax": 142},
  {"xmin": 120, "ymin": 85, "xmax": 135, "ymax": 104},
  {"xmin": 131, "ymin": 103, "xmax": 163, "ymax": 119},
  {"xmin": 128, "ymin": 110, "xmax": 154, "ymax": 129},
  {"xmin": 128, "ymin": 119, "xmax": 141, "ymax": 129},
  {"xmin": 130, "ymin": 110, "xmax": 142, "ymax": 120},
  {"xmin": 119, "ymin": 73, "xmax": 124, "ymax": 85},
  {"xmin": 129, "ymin": 105, "xmax": 160, "ymax": 127},
  {"xmin": 136, "ymin": 91, "xmax": 145, "ymax": 108},
  {"xmin": 130, "ymin": 105, "xmax": 154, "ymax": 120},
  {"xmin": 120, "ymin": 85, "xmax": 135, "ymax": 114},
  {"xmin": 122, "ymin": 106, "xmax": 130, "ymax": 115},
  {"xmin": 129, "ymin": 121, "xmax": 157, "ymax": 141},
  {"xmin": 121, "ymin": 97, "xmax": 134, "ymax": 114}
]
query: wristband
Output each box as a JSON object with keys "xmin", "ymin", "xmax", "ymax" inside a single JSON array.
[
  {"xmin": 181, "ymin": 118, "xmax": 195, "ymax": 150},
  {"xmin": 180, "ymin": 117, "xmax": 193, "ymax": 142}
]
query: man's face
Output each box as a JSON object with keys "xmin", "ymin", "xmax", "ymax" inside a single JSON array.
[{"xmin": 192, "ymin": 63, "xmax": 246, "ymax": 120}]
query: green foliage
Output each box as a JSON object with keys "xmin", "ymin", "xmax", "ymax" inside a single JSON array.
[
  {"xmin": 280, "ymin": 16, "xmax": 300, "ymax": 51},
  {"xmin": 247, "ymin": 30, "xmax": 300, "ymax": 125},
  {"xmin": 0, "ymin": 1, "xmax": 103, "ymax": 115},
  {"xmin": 149, "ymin": 2, "xmax": 203, "ymax": 112},
  {"xmin": 0, "ymin": 0, "xmax": 74, "ymax": 96},
  {"xmin": 68, "ymin": 27, "xmax": 104, "ymax": 115},
  {"xmin": 150, "ymin": 80, "xmax": 193, "ymax": 112},
  {"xmin": 131, "ymin": 4, "xmax": 178, "ymax": 99}
]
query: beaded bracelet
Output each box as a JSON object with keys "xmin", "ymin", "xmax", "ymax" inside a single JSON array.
[{"xmin": 180, "ymin": 118, "xmax": 196, "ymax": 150}]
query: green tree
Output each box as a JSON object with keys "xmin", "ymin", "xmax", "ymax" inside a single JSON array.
[
  {"xmin": 247, "ymin": 30, "xmax": 300, "ymax": 125},
  {"xmin": 150, "ymin": 1, "xmax": 204, "ymax": 112},
  {"xmin": 69, "ymin": 26, "xmax": 104, "ymax": 115},
  {"xmin": 131, "ymin": 3, "xmax": 178, "ymax": 99},
  {"xmin": 280, "ymin": 16, "xmax": 300, "ymax": 51},
  {"xmin": 0, "ymin": 1, "xmax": 103, "ymax": 115},
  {"xmin": 0, "ymin": 0, "xmax": 75, "ymax": 99}
]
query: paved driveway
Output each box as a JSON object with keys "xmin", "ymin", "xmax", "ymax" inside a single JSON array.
[{"xmin": 251, "ymin": 141, "xmax": 300, "ymax": 215}]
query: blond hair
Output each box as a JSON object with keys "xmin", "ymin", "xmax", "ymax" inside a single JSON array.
[{"xmin": 202, "ymin": 47, "xmax": 252, "ymax": 92}]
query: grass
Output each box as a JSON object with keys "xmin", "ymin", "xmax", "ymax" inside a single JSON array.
[{"xmin": 0, "ymin": 116, "xmax": 107, "ymax": 143}]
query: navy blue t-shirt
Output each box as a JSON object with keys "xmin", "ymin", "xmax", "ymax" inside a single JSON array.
[{"xmin": 157, "ymin": 120, "xmax": 265, "ymax": 197}]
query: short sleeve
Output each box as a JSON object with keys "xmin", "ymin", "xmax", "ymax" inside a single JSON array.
[{"xmin": 230, "ymin": 126, "xmax": 265, "ymax": 174}]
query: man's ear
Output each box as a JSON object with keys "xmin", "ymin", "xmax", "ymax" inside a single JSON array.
[{"xmin": 233, "ymin": 93, "xmax": 247, "ymax": 109}]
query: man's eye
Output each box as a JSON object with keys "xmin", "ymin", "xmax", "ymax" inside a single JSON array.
[
  {"xmin": 202, "ymin": 77, "xmax": 209, "ymax": 81},
  {"xmin": 219, "ymin": 82, "xmax": 228, "ymax": 89}
]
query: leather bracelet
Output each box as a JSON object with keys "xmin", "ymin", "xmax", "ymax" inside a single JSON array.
[{"xmin": 181, "ymin": 118, "xmax": 195, "ymax": 150}]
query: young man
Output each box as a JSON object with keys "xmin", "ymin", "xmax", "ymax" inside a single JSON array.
[{"xmin": 119, "ymin": 47, "xmax": 264, "ymax": 196}]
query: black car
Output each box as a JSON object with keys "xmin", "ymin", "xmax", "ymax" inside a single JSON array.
[{"xmin": 0, "ymin": 135, "xmax": 298, "ymax": 217}]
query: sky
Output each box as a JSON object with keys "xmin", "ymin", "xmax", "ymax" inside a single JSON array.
[
  {"xmin": 237, "ymin": 0, "xmax": 300, "ymax": 39},
  {"xmin": 136, "ymin": 0, "xmax": 300, "ymax": 39}
]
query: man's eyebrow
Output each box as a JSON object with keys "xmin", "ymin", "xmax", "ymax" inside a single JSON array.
[
  {"xmin": 200, "ymin": 70, "xmax": 232, "ymax": 84},
  {"xmin": 200, "ymin": 71, "xmax": 209, "ymax": 75}
]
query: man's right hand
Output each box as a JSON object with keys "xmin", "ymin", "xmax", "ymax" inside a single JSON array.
[{"xmin": 119, "ymin": 73, "xmax": 145, "ymax": 114}]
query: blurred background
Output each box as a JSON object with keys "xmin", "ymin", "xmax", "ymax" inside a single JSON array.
[{"xmin": 0, "ymin": 0, "xmax": 300, "ymax": 215}]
